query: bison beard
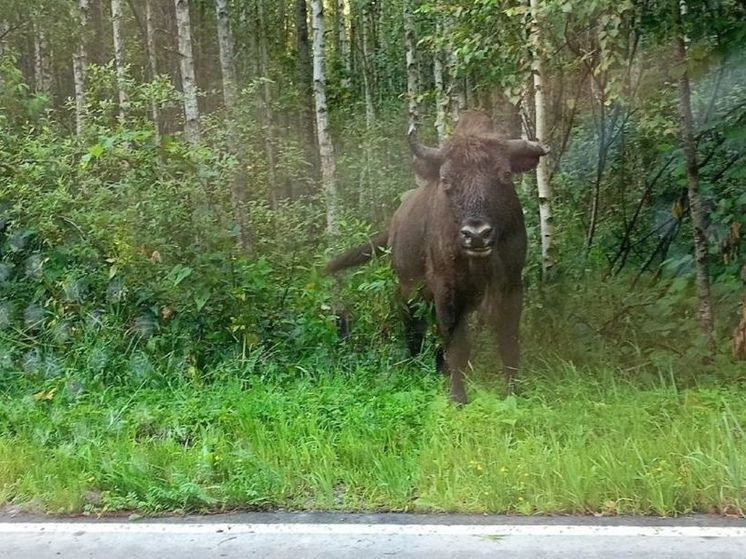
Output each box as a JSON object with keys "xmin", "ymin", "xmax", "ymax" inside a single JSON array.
[{"xmin": 326, "ymin": 111, "xmax": 549, "ymax": 404}]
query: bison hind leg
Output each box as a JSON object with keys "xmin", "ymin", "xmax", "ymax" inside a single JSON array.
[{"xmin": 402, "ymin": 301, "xmax": 428, "ymax": 357}]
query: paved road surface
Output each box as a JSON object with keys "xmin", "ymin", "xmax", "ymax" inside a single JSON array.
[{"xmin": 2, "ymin": 513, "xmax": 745, "ymax": 558}]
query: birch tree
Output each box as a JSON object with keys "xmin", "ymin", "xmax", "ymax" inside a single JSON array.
[
  {"xmin": 675, "ymin": 0, "xmax": 715, "ymax": 349},
  {"xmin": 174, "ymin": 0, "xmax": 200, "ymax": 145},
  {"xmin": 295, "ymin": 0, "xmax": 317, "ymax": 163},
  {"xmin": 432, "ymin": 21, "xmax": 447, "ymax": 143},
  {"xmin": 334, "ymin": 0, "xmax": 351, "ymax": 85},
  {"xmin": 256, "ymin": 0, "xmax": 278, "ymax": 206},
  {"xmin": 443, "ymin": 15, "xmax": 463, "ymax": 122},
  {"xmin": 216, "ymin": 0, "xmax": 251, "ymax": 253},
  {"xmin": 360, "ymin": 4, "xmax": 376, "ymax": 127},
  {"xmin": 215, "ymin": 0, "xmax": 237, "ymax": 109},
  {"xmin": 110, "ymin": 0, "xmax": 129, "ymax": 120},
  {"xmin": 311, "ymin": 0, "xmax": 337, "ymax": 233},
  {"xmin": 144, "ymin": 0, "xmax": 160, "ymax": 143},
  {"xmin": 403, "ymin": 0, "xmax": 419, "ymax": 130},
  {"xmin": 33, "ymin": 25, "xmax": 52, "ymax": 96},
  {"xmin": 528, "ymin": 0, "xmax": 555, "ymax": 276},
  {"xmin": 72, "ymin": 0, "xmax": 90, "ymax": 136}
]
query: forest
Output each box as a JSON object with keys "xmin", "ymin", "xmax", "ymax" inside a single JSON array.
[{"xmin": 0, "ymin": 0, "xmax": 745, "ymax": 515}]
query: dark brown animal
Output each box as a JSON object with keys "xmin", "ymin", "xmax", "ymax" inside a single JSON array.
[{"xmin": 327, "ymin": 111, "xmax": 549, "ymax": 403}]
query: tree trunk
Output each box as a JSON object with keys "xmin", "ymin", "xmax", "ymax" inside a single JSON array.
[
  {"xmin": 403, "ymin": 1, "xmax": 418, "ymax": 130},
  {"xmin": 734, "ymin": 294, "xmax": 746, "ymax": 360},
  {"xmin": 237, "ymin": 3, "xmax": 259, "ymax": 79},
  {"xmin": 295, "ymin": 0, "xmax": 317, "ymax": 168},
  {"xmin": 675, "ymin": 1, "xmax": 715, "ymax": 349},
  {"xmin": 72, "ymin": 0, "xmax": 90, "ymax": 136},
  {"xmin": 174, "ymin": 0, "xmax": 200, "ymax": 145},
  {"xmin": 443, "ymin": 16, "xmax": 463, "ymax": 122},
  {"xmin": 334, "ymin": 0, "xmax": 351, "ymax": 85},
  {"xmin": 111, "ymin": 0, "xmax": 130, "ymax": 120},
  {"xmin": 145, "ymin": 0, "xmax": 161, "ymax": 143},
  {"xmin": 0, "ymin": 20, "xmax": 7, "ymax": 57},
  {"xmin": 734, "ymin": 265, "xmax": 746, "ymax": 360},
  {"xmin": 360, "ymin": 5, "xmax": 376, "ymax": 127},
  {"xmin": 216, "ymin": 0, "xmax": 251, "ymax": 253},
  {"xmin": 433, "ymin": 21, "xmax": 447, "ymax": 143},
  {"xmin": 529, "ymin": 0, "xmax": 555, "ymax": 277},
  {"xmin": 215, "ymin": 0, "xmax": 237, "ymax": 108},
  {"xmin": 256, "ymin": 0, "xmax": 278, "ymax": 206},
  {"xmin": 311, "ymin": 0, "xmax": 337, "ymax": 233},
  {"xmin": 33, "ymin": 25, "xmax": 52, "ymax": 97}
]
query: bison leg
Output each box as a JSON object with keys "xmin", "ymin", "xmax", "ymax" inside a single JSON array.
[
  {"xmin": 435, "ymin": 347, "xmax": 445, "ymax": 374},
  {"xmin": 494, "ymin": 287, "xmax": 523, "ymax": 394},
  {"xmin": 435, "ymin": 294, "xmax": 470, "ymax": 405},
  {"xmin": 402, "ymin": 301, "xmax": 428, "ymax": 357},
  {"xmin": 446, "ymin": 320, "xmax": 470, "ymax": 405}
]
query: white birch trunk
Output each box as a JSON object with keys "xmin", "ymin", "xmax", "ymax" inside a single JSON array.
[
  {"xmin": 529, "ymin": 0, "xmax": 555, "ymax": 276},
  {"xmin": 256, "ymin": 0, "xmax": 278, "ymax": 207},
  {"xmin": 215, "ymin": 0, "xmax": 237, "ymax": 109},
  {"xmin": 33, "ymin": 25, "xmax": 53, "ymax": 96},
  {"xmin": 111, "ymin": 0, "xmax": 129, "ymax": 120},
  {"xmin": 215, "ymin": 0, "xmax": 251, "ymax": 253},
  {"xmin": 311, "ymin": 0, "xmax": 337, "ymax": 233},
  {"xmin": 73, "ymin": 0, "xmax": 90, "ymax": 136},
  {"xmin": 443, "ymin": 16, "xmax": 463, "ymax": 122},
  {"xmin": 361, "ymin": 7, "xmax": 375, "ymax": 127},
  {"xmin": 403, "ymin": 1, "xmax": 418, "ymax": 130},
  {"xmin": 174, "ymin": 0, "xmax": 200, "ymax": 145},
  {"xmin": 433, "ymin": 22, "xmax": 447, "ymax": 143},
  {"xmin": 334, "ymin": 0, "xmax": 351, "ymax": 85},
  {"xmin": 295, "ymin": 0, "xmax": 317, "ymax": 163},
  {"xmin": 34, "ymin": 26, "xmax": 43, "ymax": 90},
  {"xmin": 145, "ymin": 0, "xmax": 161, "ymax": 143}
]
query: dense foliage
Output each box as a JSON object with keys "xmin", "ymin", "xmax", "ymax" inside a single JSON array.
[{"xmin": 0, "ymin": 0, "xmax": 744, "ymax": 514}]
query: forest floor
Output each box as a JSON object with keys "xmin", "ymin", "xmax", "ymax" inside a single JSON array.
[{"xmin": 1, "ymin": 357, "xmax": 745, "ymax": 517}]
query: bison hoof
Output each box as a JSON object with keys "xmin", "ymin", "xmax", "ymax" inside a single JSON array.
[{"xmin": 450, "ymin": 388, "xmax": 468, "ymax": 407}]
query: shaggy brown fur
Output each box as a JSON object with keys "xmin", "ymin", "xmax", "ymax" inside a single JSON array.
[{"xmin": 327, "ymin": 111, "xmax": 549, "ymax": 403}]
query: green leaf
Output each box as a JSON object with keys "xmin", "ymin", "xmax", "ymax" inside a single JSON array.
[
  {"xmin": 169, "ymin": 265, "xmax": 193, "ymax": 287},
  {"xmin": 89, "ymin": 143, "xmax": 105, "ymax": 158}
]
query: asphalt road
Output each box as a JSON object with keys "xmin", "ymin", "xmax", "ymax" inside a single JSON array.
[{"xmin": 2, "ymin": 513, "xmax": 746, "ymax": 558}]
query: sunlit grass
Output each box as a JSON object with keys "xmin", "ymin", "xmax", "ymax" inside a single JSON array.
[{"xmin": 1, "ymin": 359, "xmax": 744, "ymax": 516}]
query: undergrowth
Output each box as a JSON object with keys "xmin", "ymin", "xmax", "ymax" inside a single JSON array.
[{"xmin": 1, "ymin": 351, "xmax": 744, "ymax": 517}]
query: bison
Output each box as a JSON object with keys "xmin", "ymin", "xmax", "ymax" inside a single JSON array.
[{"xmin": 327, "ymin": 111, "xmax": 549, "ymax": 403}]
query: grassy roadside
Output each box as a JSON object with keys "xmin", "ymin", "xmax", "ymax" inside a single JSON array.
[{"xmin": 1, "ymin": 358, "xmax": 745, "ymax": 516}]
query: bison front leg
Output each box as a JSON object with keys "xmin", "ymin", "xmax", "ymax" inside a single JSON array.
[
  {"xmin": 402, "ymin": 301, "xmax": 428, "ymax": 358},
  {"xmin": 435, "ymin": 295, "xmax": 470, "ymax": 405},
  {"xmin": 494, "ymin": 287, "xmax": 523, "ymax": 394}
]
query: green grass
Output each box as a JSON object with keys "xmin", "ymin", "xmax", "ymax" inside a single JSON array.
[{"xmin": 1, "ymin": 358, "xmax": 745, "ymax": 516}]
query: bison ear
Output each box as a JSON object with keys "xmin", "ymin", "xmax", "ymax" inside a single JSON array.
[
  {"xmin": 413, "ymin": 157, "xmax": 440, "ymax": 183},
  {"xmin": 408, "ymin": 124, "xmax": 443, "ymax": 180},
  {"xmin": 505, "ymin": 139, "xmax": 550, "ymax": 173}
]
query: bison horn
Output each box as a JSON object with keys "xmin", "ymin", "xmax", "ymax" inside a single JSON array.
[
  {"xmin": 504, "ymin": 139, "xmax": 550, "ymax": 158},
  {"xmin": 407, "ymin": 124, "xmax": 443, "ymax": 163},
  {"xmin": 503, "ymin": 139, "xmax": 550, "ymax": 173}
]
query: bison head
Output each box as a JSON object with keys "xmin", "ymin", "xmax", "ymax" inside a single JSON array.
[{"xmin": 408, "ymin": 117, "xmax": 549, "ymax": 258}]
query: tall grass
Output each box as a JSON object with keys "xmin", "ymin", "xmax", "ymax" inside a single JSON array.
[{"xmin": 1, "ymin": 356, "xmax": 744, "ymax": 516}]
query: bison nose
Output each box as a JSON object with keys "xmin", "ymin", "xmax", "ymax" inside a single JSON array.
[{"xmin": 460, "ymin": 223, "xmax": 494, "ymax": 249}]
